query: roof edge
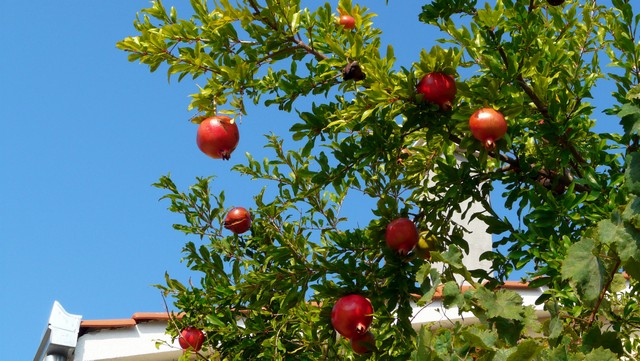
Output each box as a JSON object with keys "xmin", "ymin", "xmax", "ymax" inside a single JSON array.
[{"xmin": 78, "ymin": 281, "xmax": 537, "ymax": 331}]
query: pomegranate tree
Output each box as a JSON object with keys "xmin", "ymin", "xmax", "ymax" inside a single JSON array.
[
  {"xmin": 416, "ymin": 72, "xmax": 457, "ymax": 110},
  {"xmin": 196, "ymin": 115, "xmax": 240, "ymax": 160},
  {"xmin": 178, "ymin": 326, "xmax": 205, "ymax": 351},
  {"xmin": 224, "ymin": 207, "xmax": 251, "ymax": 234},
  {"xmin": 469, "ymin": 108, "xmax": 507, "ymax": 151},
  {"xmin": 350, "ymin": 331, "xmax": 375, "ymax": 354},
  {"xmin": 385, "ymin": 218, "xmax": 419, "ymax": 256},
  {"xmin": 331, "ymin": 294, "xmax": 374, "ymax": 339}
]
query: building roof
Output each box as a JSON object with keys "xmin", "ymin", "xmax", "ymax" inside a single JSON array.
[
  {"xmin": 78, "ymin": 280, "xmax": 535, "ymax": 332},
  {"xmin": 36, "ymin": 281, "xmax": 549, "ymax": 361}
]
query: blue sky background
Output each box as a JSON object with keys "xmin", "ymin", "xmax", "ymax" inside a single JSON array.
[
  {"xmin": 0, "ymin": 1, "xmax": 629, "ymax": 360},
  {"xmin": 0, "ymin": 2, "xmax": 429, "ymax": 359}
]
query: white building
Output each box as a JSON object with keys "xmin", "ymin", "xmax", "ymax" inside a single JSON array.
[{"xmin": 33, "ymin": 280, "xmax": 546, "ymax": 361}]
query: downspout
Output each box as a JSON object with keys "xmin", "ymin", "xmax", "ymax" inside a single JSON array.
[{"xmin": 33, "ymin": 301, "xmax": 82, "ymax": 361}]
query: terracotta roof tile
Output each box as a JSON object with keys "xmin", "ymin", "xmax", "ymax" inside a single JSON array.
[
  {"xmin": 80, "ymin": 312, "xmax": 183, "ymax": 330},
  {"xmin": 131, "ymin": 312, "xmax": 183, "ymax": 322},
  {"xmin": 80, "ymin": 319, "xmax": 136, "ymax": 329}
]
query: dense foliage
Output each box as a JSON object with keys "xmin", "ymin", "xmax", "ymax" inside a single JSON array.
[{"xmin": 118, "ymin": 0, "xmax": 640, "ymax": 359}]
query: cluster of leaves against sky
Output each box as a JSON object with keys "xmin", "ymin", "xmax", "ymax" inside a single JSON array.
[{"xmin": 118, "ymin": 0, "xmax": 640, "ymax": 359}]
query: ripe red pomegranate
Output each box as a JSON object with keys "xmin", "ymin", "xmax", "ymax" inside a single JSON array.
[
  {"xmin": 331, "ymin": 294, "xmax": 373, "ymax": 339},
  {"xmin": 338, "ymin": 14, "xmax": 355, "ymax": 29},
  {"xmin": 178, "ymin": 326, "xmax": 205, "ymax": 351},
  {"xmin": 416, "ymin": 72, "xmax": 457, "ymax": 110},
  {"xmin": 196, "ymin": 115, "xmax": 239, "ymax": 160},
  {"xmin": 350, "ymin": 331, "xmax": 375, "ymax": 354},
  {"xmin": 469, "ymin": 108, "xmax": 507, "ymax": 151},
  {"xmin": 224, "ymin": 207, "xmax": 251, "ymax": 234},
  {"xmin": 385, "ymin": 218, "xmax": 419, "ymax": 256}
]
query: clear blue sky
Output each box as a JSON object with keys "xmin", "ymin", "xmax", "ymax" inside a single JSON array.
[
  {"xmin": 0, "ymin": 1, "xmax": 435, "ymax": 359},
  {"xmin": 0, "ymin": 1, "xmax": 626, "ymax": 360}
]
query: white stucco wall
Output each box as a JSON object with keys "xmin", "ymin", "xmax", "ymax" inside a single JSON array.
[
  {"xmin": 451, "ymin": 195, "xmax": 493, "ymax": 276},
  {"xmin": 74, "ymin": 322, "xmax": 183, "ymax": 361}
]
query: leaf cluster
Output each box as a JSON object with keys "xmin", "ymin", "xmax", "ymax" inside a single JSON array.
[{"xmin": 119, "ymin": 0, "xmax": 640, "ymax": 359}]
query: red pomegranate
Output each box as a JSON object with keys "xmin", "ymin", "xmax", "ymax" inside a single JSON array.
[
  {"xmin": 196, "ymin": 115, "xmax": 240, "ymax": 160},
  {"xmin": 178, "ymin": 326, "xmax": 205, "ymax": 351},
  {"xmin": 224, "ymin": 207, "xmax": 251, "ymax": 234},
  {"xmin": 385, "ymin": 218, "xmax": 419, "ymax": 256},
  {"xmin": 338, "ymin": 14, "xmax": 355, "ymax": 29},
  {"xmin": 331, "ymin": 294, "xmax": 374, "ymax": 339},
  {"xmin": 416, "ymin": 72, "xmax": 457, "ymax": 110},
  {"xmin": 350, "ymin": 331, "xmax": 375, "ymax": 354},
  {"xmin": 469, "ymin": 108, "xmax": 507, "ymax": 151}
]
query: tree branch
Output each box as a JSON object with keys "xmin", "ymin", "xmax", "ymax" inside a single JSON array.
[
  {"xmin": 447, "ymin": 133, "xmax": 590, "ymax": 192},
  {"xmin": 483, "ymin": 30, "xmax": 590, "ymax": 190},
  {"xmin": 491, "ymin": 30, "xmax": 587, "ymax": 168},
  {"xmin": 587, "ymin": 259, "xmax": 622, "ymax": 328},
  {"xmin": 247, "ymin": 0, "xmax": 328, "ymax": 61}
]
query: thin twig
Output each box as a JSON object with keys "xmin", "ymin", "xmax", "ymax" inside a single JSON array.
[{"xmin": 587, "ymin": 259, "xmax": 622, "ymax": 328}]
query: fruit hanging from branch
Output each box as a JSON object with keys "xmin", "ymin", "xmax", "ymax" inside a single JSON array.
[
  {"xmin": 224, "ymin": 207, "xmax": 252, "ymax": 234},
  {"xmin": 331, "ymin": 294, "xmax": 374, "ymax": 339},
  {"xmin": 469, "ymin": 108, "xmax": 507, "ymax": 151},
  {"xmin": 196, "ymin": 115, "xmax": 240, "ymax": 160},
  {"xmin": 416, "ymin": 72, "xmax": 457, "ymax": 111},
  {"xmin": 342, "ymin": 61, "xmax": 366, "ymax": 81},
  {"xmin": 178, "ymin": 326, "xmax": 205, "ymax": 351},
  {"xmin": 338, "ymin": 14, "xmax": 356, "ymax": 30},
  {"xmin": 385, "ymin": 217, "xmax": 419, "ymax": 256},
  {"xmin": 416, "ymin": 231, "xmax": 436, "ymax": 260}
]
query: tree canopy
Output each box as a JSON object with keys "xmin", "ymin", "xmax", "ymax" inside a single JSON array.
[{"xmin": 118, "ymin": 0, "xmax": 640, "ymax": 359}]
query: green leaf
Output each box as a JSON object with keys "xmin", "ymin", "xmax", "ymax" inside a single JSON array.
[
  {"xmin": 491, "ymin": 348, "xmax": 516, "ymax": 361},
  {"xmin": 419, "ymin": 0, "xmax": 478, "ymax": 24},
  {"xmin": 610, "ymin": 273, "xmax": 628, "ymax": 293},
  {"xmin": 461, "ymin": 327, "xmax": 497, "ymax": 349},
  {"xmin": 561, "ymin": 238, "xmax": 604, "ymax": 305},
  {"xmin": 582, "ymin": 327, "xmax": 624, "ymax": 356},
  {"xmin": 547, "ymin": 316, "xmax": 563, "ymax": 340},
  {"xmin": 622, "ymin": 197, "xmax": 640, "ymax": 230},
  {"xmin": 476, "ymin": 0, "xmax": 503, "ymax": 30},
  {"xmin": 599, "ymin": 217, "xmax": 640, "ymax": 263},
  {"xmin": 474, "ymin": 288, "xmax": 524, "ymax": 321},
  {"xmin": 474, "ymin": 213, "xmax": 510, "ymax": 235},
  {"xmin": 624, "ymin": 257, "xmax": 640, "ymax": 279},
  {"xmin": 206, "ymin": 313, "xmax": 226, "ymax": 328},
  {"xmin": 413, "ymin": 326, "xmax": 434, "ymax": 361},
  {"xmin": 625, "ymin": 153, "xmax": 640, "ymax": 195},
  {"xmin": 583, "ymin": 347, "xmax": 619, "ymax": 361},
  {"xmin": 625, "ymin": 84, "xmax": 640, "ymax": 101},
  {"xmin": 505, "ymin": 339, "xmax": 542, "ymax": 361},
  {"xmin": 442, "ymin": 281, "xmax": 464, "ymax": 308}
]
